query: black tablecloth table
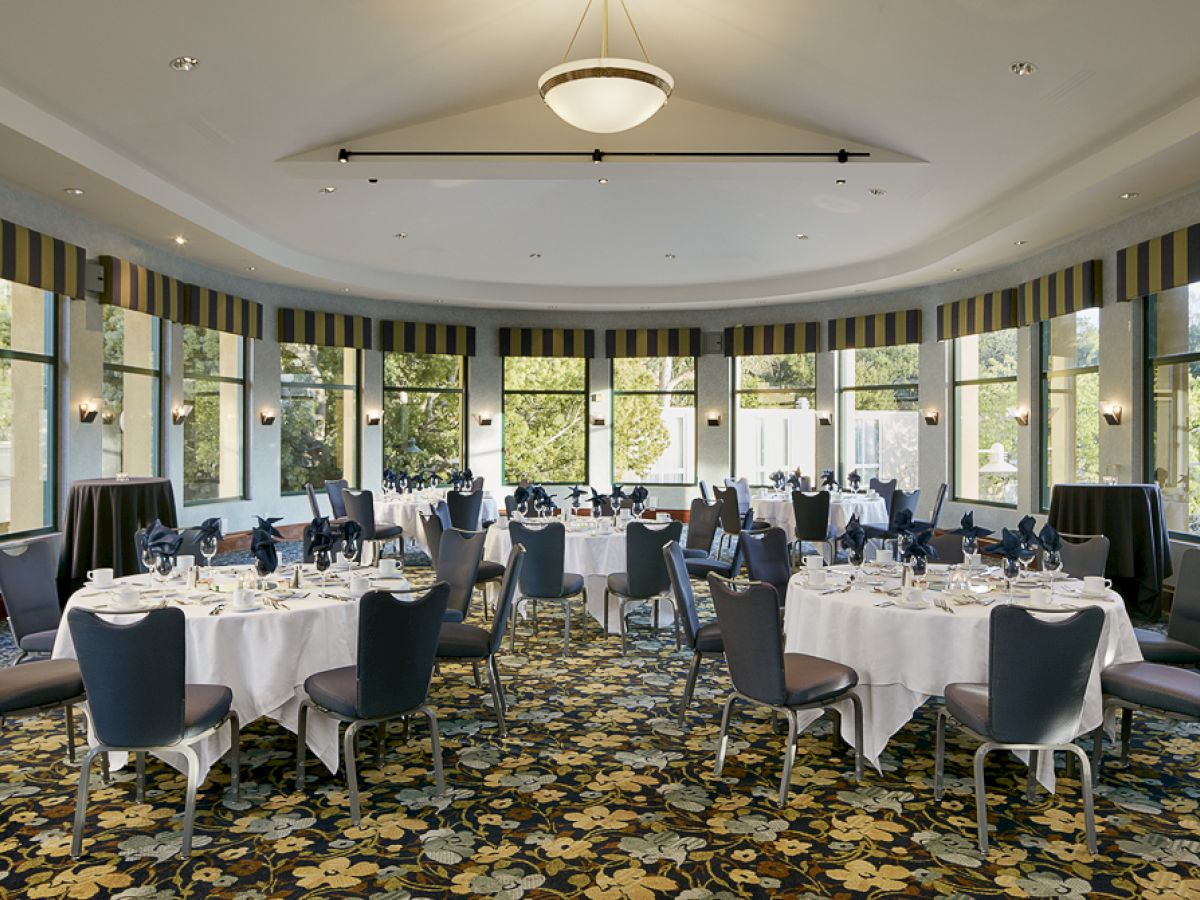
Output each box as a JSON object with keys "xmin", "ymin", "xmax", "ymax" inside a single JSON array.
[
  {"xmin": 1047, "ymin": 483, "xmax": 1172, "ymax": 611},
  {"xmin": 62, "ymin": 477, "xmax": 178, "ymax": 586}
]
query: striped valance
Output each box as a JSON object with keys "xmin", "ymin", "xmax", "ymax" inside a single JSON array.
[
  {"xmin": 827, "ymin": 310, "xmax": 922, "ymax": 351},
  {"xmin": 1117, "ymin": 223, "xmax": 1200, "ymax": 302},
  {"xmin": 724, "ymin": 323, "xmax": 819, "ymax": 356},
  {"xmin": 936, "ymin": 289, "xmax": 1018, "ymax": 341},
  {"xmin": 605, "ymin": 328, "xmax": 702, "ymax": 358},
  {"xmin": 99, "ymin": 256, "xmax": 186, "ymax": 321},
  {"xmin": 498, "ymin": 327, "xmax": 594, "ymax": 358},
  {"xmin": 184, "ymin": 286, "xmax": 264, "ymax": 339},
  {"xmin": 1017, "ymin": 260, "xmax": 1101, "ymax": 325},
  {"xmin": 381, "ymin": 321, "xmax": 476, "ymax": 356},
  {"xmin": 278, "ymin": 308, "xmax": 372, "ymax": 349},
  {"xmin": 1, "ymin": 219, "xmax": 86, "ymax": 298}
]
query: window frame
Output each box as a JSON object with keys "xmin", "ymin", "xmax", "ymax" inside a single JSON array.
[
  {"xmin": 951, "ymin": 332, "xmax": 1019, "ymax": 509},
  {"xmin": 182, "ymin": 326, "xmax": 249, "ymax": 507},
  {"xmin": 101, "ymin": 308, "xmax": 163, "ymax": 479},
  {"xmin": 279, "ymin": 343, "xmax": 362, "ymax": 497},
  {"xmin": 729, "ymin": 354, "xmax": 818, "ymax": 486},
  {"xmin": 834, "ymin": 346, "xmax": 921, "ymax": 484},
  {"xmin": 1039, "ymin": 314, "xmax": 1100, "ymax": 512},
  {"xmin": 381, "ymin": 351, "xmax": 469, "ymax": 468},
  {"xmin": 500, "ymin": 356, "xmax": 590, "ymax": 486},
  {"xmin": 609, "ymin": 356, "xmax": 698, "ymax": 487}
]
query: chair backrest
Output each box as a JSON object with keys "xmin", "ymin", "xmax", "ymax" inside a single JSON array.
[
  {"xmin": 869, "ymin": 477, "xmax": 897, "ymax": 515},
  {"xmin": 176, "ymin": 527, "xmax": 205, "ymax": 561},
  {"xmin": 685, "ymin": 498, "xmax": 723, "ymax": 554},
  {"xmin": 988, "ymin": 605, "xmax": 1104, "ymax": 744},
  {"xmin": 356, "ymin": 582, "xmax": 449, "ymax": 718},
  {"xmin": 724, "ymin": 477, "xmax": 752, "ymax": 514},
  {"xmin": 435, "ymin": 528, "xmax": 486, "ymax": 617},
  {"xmin": 446, "ymin": 490, "xmax": 484, "ymax": 531},
  {"xmin": 742, "ymin": 526, "xmax": 793, "ymax": 605},
  {"xmin": 708, "ymin": 575, "xmax": 786, "ymax": 705},
  {"xmin": 699, "ymin": 480, "xmax": 711, "ymax": 501},
  {"xmin": 790, "ymin": 491, "xmax": 831, "ymax": 542},
  {"xmin": 889, "ymin": 488, "xmax": 921, "ymax": 529},
  {"xmin": 624, "ymin": 520, "xmax": 683, "ymax": 598},
  {"xmin": 488, "ymin": 545, "xmax": 526, "ymax": 653},
  {"xmin": 504, "ymin": 495, "xmax": 519, "ymax": 517},
  {"xmin": 0, "ymin": 539, "xmax": 62, "ymax": 644},
  {"xmin": 471, "ymin": 476, "xmax": 484, "ymax": 492},
  {"xmin": 341, "ymin": 489, "xmax": 377, "ymax": 539},
  {"xmin": 1058, "ymin": 534, "xmax": 1110, "ymax": 579},
  {"xmin": 510, "ymin": 521, "xmax": 566, "ymax": 598},
  {"xmin": 305, "ymin": 483, "xmax": 322, "ymax": 518},
  {"xmin": 927, "ymin": 532, "xmax": 964, "ymax": 564},
  {"xmin": 795, "ymin": 476, "xmax": 813, "ymax": 492},
  {"xmin": 663, "ymin": 541, "xmax": 702, "ymax": 649},
  {"xmin": 1169, "ymin": 547, "xmax": 1200, "ymax": 649},
  {"xmin": 420, "ymin": 512, "xmax": 444, "ymax": 566},
  {"xmin": 723, "ymin": 510, "xmax": 755, "ymax": 578},
  {"xmin": 325, "ymin": 479, "xmax": 349, "ymax": 518},
  {"xmin": 713, "ymin": 486, "xmax": 742, "ymax": 534},
  {"xmin": 926, "ymin": 482, "xmax": 948, "ymax": 528},
  {"xmin": 68, "ymin": 607, "xmax": 185, "ymax": 747},
  {"xmin": 595, "ymin": 496, "xmax": 615, "ymax": 517}
]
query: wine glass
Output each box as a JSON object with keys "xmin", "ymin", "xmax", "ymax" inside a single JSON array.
[
  {"xmin": 846, "ymin": 545, "xmax": 865, "ymax": 585},
  {"xmin": 314, "ymin": 548, "xmax": 332, "ymax": 587},
  {"xmin": 200, "ymin": 535, "xmax": 218, "ymax": 573},
  {"xmin": 152, "ymin": 553, "xmax": 175, "ymax": 585},
  {"xmin": 1002, "ymin": 556, "xmax": 1021, "ymax": 603},
  {"xmin": 911, "ymin": 553, "xmax": 928, "ymax": 586},
  {"xmin": 255, "ymin": 557, "xmax": 274, "ymax": 589},
  {"xmin": 961, "ymin": 534, "xmax": 978, "ymax": 570},
  {"xmin": 1042, "ymin": 547, "xmax": 1063, "ymax": 583},
  {"xmin": 342, "ymin": 536, "xmax": 360, "ymax": 570},
  {"xmin": 1018, "ymin": 536, "xmax": 1036, "ymax": 580}
]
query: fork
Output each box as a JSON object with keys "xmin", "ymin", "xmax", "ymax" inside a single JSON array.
[{"xmin": 208, "ymin": 603, "xmax": 225, "ymax": 616}]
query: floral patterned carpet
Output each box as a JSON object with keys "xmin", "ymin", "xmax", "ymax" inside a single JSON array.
[{"xmin": 2, "ymin": 561, "xmax": 1200, "ymax": 899}]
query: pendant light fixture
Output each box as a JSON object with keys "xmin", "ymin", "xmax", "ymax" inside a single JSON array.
[{"xmin": 538, "ymin": 0, "xmax": 673, "ymax": 134}]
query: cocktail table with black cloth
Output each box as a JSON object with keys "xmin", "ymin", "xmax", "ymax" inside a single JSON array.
[
  {"xmin": 1047, "ymin": 483, "xmax": 1172, "ymax": 612},
  {"xmin": 62, "ymin": 477, "xmax": 178, "ymax": 589}
]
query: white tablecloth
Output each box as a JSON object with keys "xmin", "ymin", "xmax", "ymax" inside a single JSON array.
[
  {"xmin": 782, "ymin": 569, "xmax": 1142, "ymax": 789},
  {"xmin": 376, "ymin": 493, "xmax": 498, "ymax": 554},
  {"xmin": 752, "ymin": 493, "xmax": 889, "ymax": 536},
  {"xmin": 52, "ymin": 566, "xmax": 409, "ymax": 781}
]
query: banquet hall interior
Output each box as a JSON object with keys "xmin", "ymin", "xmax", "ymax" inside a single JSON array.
[{"xmin": 3, "ymin": 1, "xmax": 1200, "ymax": 897}]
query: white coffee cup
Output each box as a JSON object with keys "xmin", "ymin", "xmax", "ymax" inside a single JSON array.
[
  {"xmin": 804, "ymin": 556, "xmax": 823, "ymax": 571},
  {"xmin": 377, "ymin": 558, "xmax": 397, "ymax": 577},
  {"xmin": 113, "ymin": 585, "xmax": 140, "ymax": 609},
  {"xmin": 1083, "ymin": 576, "xmax": 1113, "ymax": 596},
  {"xmin": 233, "ymin": 588, "xmax": 254, "ymax": 610},
  {"xmin": 903, "ymin": 586, "xmax": 925, "ymax": 606},
  {"xmin": 809, "ymin": 569, "xmax": 827, "ymax": 588},
  {"xmin": 176, "ymin": 555, "xmax": 194, "ymax": 576},
  {"xmin": 350, "ymin": 575, "xmax": 370, "ymax": 599},
  {"xmin": 1030, "ymin": 587, "xmax": 1052, "ymax": 606},
  {"xmin": 87, "ymin": 567, "xmax": 114, "ymax": 588}
]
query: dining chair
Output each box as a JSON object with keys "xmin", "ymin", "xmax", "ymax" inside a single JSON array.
[
  {"xmin": 421, "ymin": 511, "xmax": 445, "ymax": 566},
  {"xmin": 305, "ymin": 482, "xmax": 322, "ymax": 518},
  {"xmin": 68, "ymin": 607, "xmax": 240, "ymax": 858},
  {"xmin": 863, "ymin": 488, "xmax": 921, "ymax": 544},
  {"xmin": 724, "ymin": 477, "xmax": 752, "ymax": 516},
  {"xmin": 1058, "ymin": 534, "xmax": 1110, "ymax": 579},
  {"xmin": 605, "ymin": 520, "xmax": 683, "ymax": 653},
  {"xmin": 699, "ymin": 480, "xmax": 711, "ymax": 501},
  {"xmin": 663, "ymin": 542, "xmax": 723, "ymax": 727},
  {"xmin": 447, "ymin": 490, "xmax": 484, "ymax": 531},
  {"xmin": 435, "ymin": 528, "xmax": 487, "ymax": 622},
  {"xmin": 297, "ymin": 582, "xmax": 449, "ymax": 824},
  {"xmin": 934, "ymin": 605, "xmax": 1104, "ymax": 854},
  {"xmin": 713, "ymin": 485, "xmax": 743, "ymax": 556},
  {"xmin": 325, "ymin": 479, "xmax": 350, "ymax": 519},
  {"xmin": 470, "ymin": 476, "xmax": 484, "ymax": 492},
  {"xmin": 508, "ymin": 521, "xmax": 585, "ymax": 656},
  {"xmin": 504, "ymin": 494, "xmax": 520, "ymax": 517},
  {"xmin": 1092, "ymin": 659, "xmax": 1200, "ymax": 775},
  {"xmin": 437, "ymin": 545, "xmax": 525, "ymax": 737},
  {"xmin": 742, "ymin": 526, "xmax": 794, "ymax": 606},
  {"xmin": 927, "ymin": 532, "xmax": 965, "ymax": 564},
  {"xmin": 868, "ymin": 477, "xmax": 897, "ymax": 516},
  {"xmin": 342, "ymin": 489, "xmax": 404, "ymax": 564},
  {"xmin": 789, "ymin": 491, "xmax": 833, "ymax": 565},
  {"xmin": 0, "ymin": 658, "xmax": 85, "ymax": 762},
  {"xmin": 427, "ymin": 503, "xmax": 502, "ymax": 614},
  {"xmin": 708, "ymin": 574, "xmax": 863, "ymax": 807},
  {"xmin": 1135, "ymin": 547, "xmax": 1200, "ymax": 664},
  {"xmin": 912, "ymin": 482, "xmax": 948, "ymax": 532},
  {"xmin": 683, "ymin": 498, "xmax": 723, "ymax": 559},
  {"xmin": 686, "ymin": 510, "xmax": 753, "ymax": 580},
  {"xmin": 0, "ymin": 538, "xmax": 65, "ymax": 663}
]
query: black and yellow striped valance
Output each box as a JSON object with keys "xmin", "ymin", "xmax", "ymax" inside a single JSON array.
[
  {"xmin": 827, "ymin": 310, "xmax": 922, "ymax": 351},
  {"xmin": 605, "ymin": 328, "xmax": 702, "ymax": 358},
  {"xmin": 184, "ymin": 286, "xmax": 264, "ymax": 339},
  {"xmin": 936, "ymin": 289, "xmax": 1018, "ymax": 341},
  {"xmin": 1017, "ymin": 260, "xmax": 1101, "ymax": 325},
  {"xmin": 0, "ymin": 218, "xmax": 86, "ymax": 298},
  {"xmin": 724, "ymin": 323, "xmax": 819, "ymax": 356},
  {"xmin": 278, "ymin": 308, "xmax": 372, "ymax": 349},
  {"xmin": 1116, "ymin": 223, "xmax": 1200, "ymax": 302},
  {"xmin": 99, "ymin": 256, "xmax": 186, "ymax": 321},
  {"xmin": 381, "ymin": 321, "xmax": 476, "ymax": 356},
  {"xmin": 498, "ymin": 327, "xmax": 594, "ymax": 358}
]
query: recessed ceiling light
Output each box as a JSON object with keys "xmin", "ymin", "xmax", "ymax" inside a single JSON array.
[
  {"xmin": 952, "ymin": 267, "xmax": 963, "ymax": 272},
  {"xmin": 1013, "ymin": 240, "xmax": 1028, "ymax": 246},
  {"xmin": 664, "ymin": 253, "xmax": 676, "ymax": 259},
  {"xmin": 1010, "ymin": 61, "xmax": 1037, "ymax": 76},
  {"xmin": 795, "ymin": 233, "xmax": 809, "ymax": 240},
  {"xmin": 1120, "ymin": 191, "xmax": 1140, "ymax": 200},
  {"xmin": 318, "ymin": 186, "xmax": 337, "ymax": 194},
  {"xmin": 62, "ymin": 187, "xmax": 85, "ymax": 197},
  {"xmin": 342, "ymin": 288, "xmax": 351, "ymax": 293},
  {"xmin": 529, "ymin": 252, "xmax": 541, "ymax": 259},
  {"xmin": 394, "ymin": 232, "xmax": 408, "ymax": 240},
  {"xmin": 597, "ymin": 177, "xmax": 609, "ymax": 184},
  {"xmin": 245, "ymin": 266, "xmax": 256, "ymax": 272},
  {"xmin": 868, "ymin": 187, "xmax": 887, "ymax": 196},
  {"xmin": 368, "ymin": 178, "xmax": 379, "ymax": 184},
  {"xmin": 169, "ymin": 56, "xmax": 199, "ymax": 72},
  {"xmin": 173, "ymin": 236, "xmax": 188, "ymax": 247},
  {"xmin": 835, "ymin": 179, "xmax": 847, "ymax": 186}
]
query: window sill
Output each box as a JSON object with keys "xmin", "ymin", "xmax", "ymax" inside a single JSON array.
[
  {"xmin": 184, "ymin": 496, "xmax": 245, "ymax": 508},
  {"xmin": 950, "ymin": 498, "xmax": 1017, "ymax": 510}
]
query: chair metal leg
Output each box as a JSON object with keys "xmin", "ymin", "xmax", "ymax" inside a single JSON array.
[
  {"xmin": 65, "ymin": 704, "xmax": 77, "ymax": 764},
  {"xmin": 472, "ymin": 661, "xmax": 483, "ymax": 689},
  {"xmin": 678, "ymin": 653, "xmax": 702, "ymax": 728},
  {"xmin": 420, "ymin": 705, "xmax": 446, "ymax": 794},
  {"xmin": 1090, "ymin": 725, "xmax": 1104, "ymax": 780},
  {"xmin": 1067, "ymin": 743, "xmax": 1098, "ymax": 854},
  {"xmin": 934, "ymin": 709, "xmax": 947, "ymax": 800},
  {"xmin": 178, "ymin": 744, "xmax": 202, "ymax": 859},
  {"xmin": 227, "ymin": 712, "xmax": 240, "ymax": 800},
  {"xmin": 619, "ymin": 598, "xmax": 631, "ymax": 654},
  {"xmin": 375, "ymin": 722, "xmax": 387, "ymax": 768},
  {"xmin": 778, "ymin": 710, "xmax": 799, "ymax": 807},
  {"xmin": 1026, "ymin": 750, "xmax": 1039, "ymax": 802},
  {"xmin": 71, "ymin": 746, "xmax": 102, "ymax": 858},
  {"xmin": 344, "ymin": 721, "xmax": 363, "ymax": 825},
  {"xmin": 295, "ymin": 701, "xmax": 310, "ymax": 791},
  {"xmin": 973, "ymin": 743, "xmax": 994, "ymax": 855},
  {"xmin": 488, "ymin": 656, "xmax": 507, "ymax": 738},
  {"xmin": 509, "ymin": 599, "xmax": 521, "ymax": 654},
  {"xmin": 562, "ymin": 597, "xmax": 571, "ymax": 657},
  {"xmin": 847, "ymin": 692, "xmax": 865, "ymax": 781},
  {"xmin": 714, "ymin": 694, "xmax": 737, "ymax": 776},
  {"xmin": 135, "ymin": 752, "xmax": 146, "ymax": 802},
  {"xmin": 603, "ymin": 589, "xmax": 611, "ymax": 634},
  {"xmin": 1120, "ymin": 708, "xmax": 1132, "ymax": 765}
]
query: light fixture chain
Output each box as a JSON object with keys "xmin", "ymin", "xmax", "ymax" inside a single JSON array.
[
  {"xmin": 562, "ymin": 0, "xmax": 595, "ymax": 64},
  {"xmin": 618, "ymin": 0, "xmax": 652, "ymax": 62}
]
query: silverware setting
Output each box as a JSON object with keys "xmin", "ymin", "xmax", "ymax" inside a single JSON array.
[
  {"xmin": 873, "ymin": 600, "xmax": 895, "ymax": 608},
  {"xmin": 208, "ymin": 603, "xmax": 225, "ymax": 616}
]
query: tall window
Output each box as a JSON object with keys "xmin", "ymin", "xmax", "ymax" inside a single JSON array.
[
  {"xmin": 0, "ymin": 278, "xmax": 55, "ymax": 536},
  {"xmin": 837, "ymin": 345, "xmax": 920, "ymax": 486},
  {"xmin": 183, "ymin": 327, "xmax": 245, "ymax": 503},
  {"xmin": 733, "ymin": 354, "xmax": 817, "ymax": 484},
  {"xmin": 612, "ymin": 357, "xmax": 696, "ymax": 484},
  {"xmin": 101, "ymin": 307, "xmax": 160, "ymax": 478},
  {"xmin": 383, "ymin": 353, "xmax": 465, "ymax": 471},
  {"xmin": 1040, "ymin": 308, "xmax": 1100, "ymax": 508},
  {"xmin": 954, "ymin": 331, "xmax": 1018, "ymax": 505},
  {"xmin": 280, "ymin": 344, "xmax": 358, "ymax": 494},
  {"xmin": 1147, "ymin": 283, "xmax": 1200, "ymax": 536},
  {"xmin": 502, "ymin": 357, "xmax": 587, "ymax": 484}
]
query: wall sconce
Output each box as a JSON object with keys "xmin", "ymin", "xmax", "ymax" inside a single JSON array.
[
  {"xmin": 259, "ymin": 408, "xmax": 276, "ymax": 425},
  {"xmin": 816, "ymin": 410, "xmax": 833, "ymax": 426},
  {"xmin": 78, "ymin": 400, "xmax": 99, "ymax": 423},
  {"xmin": 922, "ymin": 408, "xmax": 940, "ymax": 426},
  {"xmin": 1009, "ymin": 406, "xmax": 1030, "ymax": 427},
  {"xmin": 365, "ymin": 410, "xmax": 382, "ymax": 426},
  {"xmin": 475, "ymin": 411, "xmax": 494, "ymax": 426},
  {"xmin": 171, "ymin": 404, "xmax": 194, "ymax": 425},
  {"xmin": 1100, "ymin": 401, "xmax": 1123, "ymax": 425},
  {"xmin": 591, "ymin": 413, "xmax": 607, "ymax": 427},
  {"xmin": 705, "ymin": 410, "xmax": 722, "ymax": 427},
  {"xmin": 101, "ymin": 409, "xmax": 115, "ymax": 426}
]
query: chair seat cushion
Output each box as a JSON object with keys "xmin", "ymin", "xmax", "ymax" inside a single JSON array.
[
  {"xmin": 783, "ymin": 653, "xmax": 858, "ymax": 706},
  {"xmin": 945, "ymin": 682, "xmax": 991, "ymax": 736},
  {"xmin": 1134, "ymin": 628, "xmax": 1200, "ymax": 665},
  {"xmin": 437, "ymin": 622, "xmax": 490, "ymax": 658},
  {"xmin": 375, "ymin": 525, "xmax": 404, "ymax": 540},
  {"xmin": 682, "ymin": 547, "xmax": 710, "ymax": 559},
  {"xmin": 183, "ymin": 684, "xmax": 233, "ymax": 737},
  {"xmin": 442, "ymin": 609, "xmax": 465, "ymax": 624},
  {"xmin": 607, "ymin": 572, "xmax": 630, "ymax": 596},
  {"xmin": 752, "ymin": 519, "xmax": 772, "ymax": 531},
  {"xmin": 695, "ymin": 621, "xmax": 723, "ymax": 653},
  {"xmin": 1102, "ymin": 661, "xmax": 1200, "ymax": 718},
  {"xmin": 476, "ymin": 561, "xmax": 505, "ymax": 583},
  {"xmin": 18, "ymin": 629, "xmax": 57, "ymax": 653},
  {"xmin": 684, "ymin": 557, "xmax": 732, "ymax": 579},
  {"xmin": 0, "ymin": 659, "xmax": 83, "ymax": 714},
  {"xmin": 305, "ymin": 666, "xmax": 359, "ymax": 718},
  {"xmin": 561, "ymin": 573, "xmax": 585, "ymax": 597}
]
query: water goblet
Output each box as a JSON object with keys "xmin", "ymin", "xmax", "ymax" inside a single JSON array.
[
  {"xmin": 314, "ymin": 548, "xmax": 332, "ymax": 587},
  {"xmin": 200, "ymin": 535, "xmax": 218, "ymax": 573},
  {"xmin": 1042, "ymin": 547, "xmax": 1063, "ymax": 582},
  {"xmin": 152, "ymin": 553, "xmax": 175, "ymax": 585},
  {"xmin": 1002, "ymin": 556, "xmax": 1020, "ymax": 603}
]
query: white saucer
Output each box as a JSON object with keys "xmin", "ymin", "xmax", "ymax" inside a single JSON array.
[
  {"xmin": 227, "ymin": 605, "xmax": 265, "ymax": 614},
  {"xmin": 895, "ymin": 597, "xmax": 929, "ymax": 610}
]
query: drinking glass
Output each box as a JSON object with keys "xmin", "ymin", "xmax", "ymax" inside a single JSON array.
[
  {"xmin": 1042, "ymin": 548, "xmax": 1063, "ymax": 582},
  {"xmin": 1002, "ymin": 556, "xmax": 1020, "ymax": 603},
  {"xmin": 314, "ymin": 548, "xmax": 332, "ymax": 587},
  {"xmin": 962, "ymin": 534, "xmax": 978, "ymax": 569},
  {"xmin": 200, "ymin": 535, "xmax": 218, "ymax": 572},
  {"xmin": 152, "ymin": 553, "xmax": 175, "ymax": 585}
]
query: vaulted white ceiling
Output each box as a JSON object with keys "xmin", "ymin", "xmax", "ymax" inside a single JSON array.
[{"xmin": 2, "ymin": 0, "xmax": 1200, "ymax": 309}]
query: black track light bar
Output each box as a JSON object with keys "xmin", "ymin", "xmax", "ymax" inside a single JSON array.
[{"xmin": 337, "ymin": 147, "xmax": 867, "ymax": 164}]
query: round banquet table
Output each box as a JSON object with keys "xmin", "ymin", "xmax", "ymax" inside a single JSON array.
[
  {"xmin": 752, "ymin": 492, "xmax": 889, "ymax": 536},
  {"xmin": 782, "ymin": 566, "xmax": 1142, "ymax": 789},
  {"xmin": 376, "ymin": 492, "xmax": 499, "ymax": 555},
  {"xmin": 62, "ymin": 477, "xmax": 178, "ymax": 585},
  {"xmin": 52, "ymin": 564, "xmax": 410, "ymax": 781}
]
